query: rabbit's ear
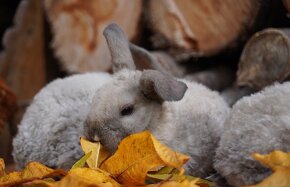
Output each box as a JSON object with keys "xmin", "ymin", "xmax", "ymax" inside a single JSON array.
[
  {"xmin": 140, "ymin": 70, "xmax": 187, "ymax": 103},
  {"xmin": 103, "ymin": 24, "xmax": 136, "ymax": 73},
  {"xmin": 129, "ymin": 44, "xmax": 165, "ymax": 73}
]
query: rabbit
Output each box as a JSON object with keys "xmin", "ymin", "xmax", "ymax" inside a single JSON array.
[
  {"xmin": 214, "ymin": 81, "xmax": 290, "ymax": 186},
  {"xmin": 12, "ymin": 73, "xmax": 112, "ymax": 169},
  {"xmin": 84, "ymin": 24, "xmax": 230, "ymax": 178},
  {"xmin": 12, "ymin": 24, "xmax": 189, "ymax": 170}
]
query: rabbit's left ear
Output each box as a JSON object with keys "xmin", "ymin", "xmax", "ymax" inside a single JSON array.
[
  {"xmin": 103, "ymin": 23, "xmax": 136, "ymax": 73},
  {"xmin": 140, "ymin": 70, "xmax": 187, "ymax": 103}
]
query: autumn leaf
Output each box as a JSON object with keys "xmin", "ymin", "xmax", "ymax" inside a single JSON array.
[
  {"xmin": 247, "ymin": 151, "xmax": 290, "ymax": 187},
  {"xmin": 71, "ymin": 152, "xmax": 92, "ymax": 169},
  {"xmin": 20, "ymin": 168, "xmax": 119, "ymax": 187},
  {"xmin": 100, "ymin": 131, "xmax": 190, "ymax": 185},
  {"xmin": 0, "ymin": 158, "xmax": 5, "ymax": 178},
  {"xmin": 148, "ymin": 179, "xmax": 201, "ymax": 187},
  {"xmin": 252, "ymin": 151, "xmax": 290, "ymax": 170},
  {"xmin": 56, "ymin": 168, "xmax": 120, "ymax": 187},
  {"xmin": 146, "ymin": 174, "xmax": 214, "ymax": 187},
  {"xmin": 80, "ymin": 137, "xmax": 110, "ymax": 168},
  {"xmin": 0, "ymin": 162, "xmax": 66, "ymax": 186}
]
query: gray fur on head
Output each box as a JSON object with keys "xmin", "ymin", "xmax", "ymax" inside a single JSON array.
[
  {"xmin": 214, "ymin": 81, "xmax": 290, "ymax": 186},
  {"xmin": 85, "ymin": 24, "xmax": 230, "ymax": 178}
]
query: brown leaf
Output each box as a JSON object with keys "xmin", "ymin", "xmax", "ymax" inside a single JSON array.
[
  {"xmin": 80, "ymin": 137, "xmax": 110, "ymax": 169},
  {"xmin": 0, "ymin": 162, "xmax": 66, "ymax": 186},
  {"xmin": 56, "ymin": 168, "xmax": 119, "ymax": 187},
  {"xmin": 100, "ymin": 131, "xmax": 190, "ymax": 185},
  {"xmin": 0, "ymin": 158, "xmax": 5, "ymax": 178},
  {"xmin": 148, "ymin": 180, "xmax": 200, "ymax": 187},
  {"xmin": 247, "ymin": 151, "xmax": 290, "ymax": 187}
]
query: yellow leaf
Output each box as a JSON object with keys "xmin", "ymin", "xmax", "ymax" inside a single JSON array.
[
  {"xmin": 0, "ymin": 158, "xmax": 5, "ymax": 177},
  {"xmin": 80, "ymin": 137, "xmax": 110, "ymax": 168},
  {"xmin": 21, "ymin": 168, "xmax": 120, "ymax": 187},
  {"xmin": 21, "ymin": 179, "xmax": 56, "ymax": 187},
  {"xmin": 0, "ymin": 162, "xmax": 66, "ymax": 186},
  {"xmin": 247, "ymin": 167, "xmax": 290, "ymax": 187},
  {"xmin": 71, "ymin": 152, "xmax": 92, "ymax": 169},
  {"xmin": 100, "ymin": 131, "xmax": 190, "ymax": 185},
  {"xmin": 149, "ymin": 166, "xmax": 179, "ymax": 175},
  {"xmin": 57, "ymin": 168, "xmax": 120, "ymax": 187},
  {"xmin": 248, "ymin": 151, "xmax": 290, "ymax": 187},
  {"xmin": 252, "ymin": 151, "xmax": 290, "ymax": 171},
  {"xmin": 147, "ymin": 174, "xmax": 213, "ymax": 187},
  {"xmin": 148, "ymin": 180, "xmax": 201, "ymax": 187}
]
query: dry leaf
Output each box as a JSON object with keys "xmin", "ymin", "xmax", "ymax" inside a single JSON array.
[
  {"xmin": 146, "ymin": 174, "xmax": 213, "ymax": 187},
  {"xmin": 248, "ymin": 151, "xmax": 290, "ymax": 187},
  {"xmin": 56, "ymin": 168, "xmax": 120, "ymax": 187},
  {"xmin": 100, "ymin": 131, "xmax": 190, "ymax": 185},
  {"xmin": 20, "ymin": 168, "xmax": 119, "ymax": 187},
  {"xmin": 80, "ymin": 137, "xmax": 110, "ymax": 168},
  {"xmin": 0, "ymin": 162, "xmax": 66, "ymax": 186},
  {"xmin": 71, "ymin": 152, "xmax": 92, "ymax": 169},
  {"xmin": 252, "ymin": 151, "xmax": 290, "ymax": 170},
  {"xmin": 148, "ymin": 180, "xmax": 200, "ymax": 187},
  {"xmin": 0, "ymin": 158, "xmax": 5, "ymax": 178}
]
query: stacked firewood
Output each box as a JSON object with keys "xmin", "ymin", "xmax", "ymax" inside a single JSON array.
[
  {"xmin": 0, "ymin": 0, "xmax": 290, "ymax": 161},
  {"xmin": 1, "ymin": 0, "xmax": 290, "ymax": 98}
]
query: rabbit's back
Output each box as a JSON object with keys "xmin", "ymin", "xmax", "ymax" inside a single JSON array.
[
  {"xmin": 214, "ymin": 81, "xmax": 290, "ymax": 187},
  {"xmin": 156, "ymin": 81, "xmax": 230, "ymax": 177},
  {"xmin": 13, "ymin": 73, "xmax": 111, "ymax": 169}
]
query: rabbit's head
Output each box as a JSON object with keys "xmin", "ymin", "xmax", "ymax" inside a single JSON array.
[{"xmin": 84, "ymin": 24, "xmax": 187, "ymax": 153}]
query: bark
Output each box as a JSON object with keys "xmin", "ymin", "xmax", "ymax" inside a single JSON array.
[
  {"xmin": 45, "ymin": 0, "xmax": 143, "ymax": 73},
  {"xmin": 283, "ymin": 0, "xmax": 290, "ymax": 13},
  {"xmin": 0, "ymin": 0, "xmax": 46, "ymax": 101},
  {"xmin": 146, "ymin": 0, "xmax": 262, "ymax": 59}
]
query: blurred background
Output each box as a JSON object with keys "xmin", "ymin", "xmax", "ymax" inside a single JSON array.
[{"xmin": 1, "ymin": 0, "xmax": 290, "ymax": 169}]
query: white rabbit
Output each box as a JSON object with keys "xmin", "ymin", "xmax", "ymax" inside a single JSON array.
[
  {"xmin": 12, "ymin": 23, "xmax": 190, "ymax": 170},
  {"xmin": 84, "ymin": 24, "xmax": 230, "ymax": 178},
  {"xmin": 12, "ymin": 73, "xmax": 112, "ymax": 169},
  {"xmin": 214, "ymin": 81, "xmax": 290, "ymax": 186}
]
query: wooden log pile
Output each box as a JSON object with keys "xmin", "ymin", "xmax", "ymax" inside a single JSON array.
[{"xmin": 0, "ymin": 0, "xmax": 290, "ymax": 166}]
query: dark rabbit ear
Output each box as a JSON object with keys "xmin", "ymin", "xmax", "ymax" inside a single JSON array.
[
  {"xmin": 129, "ymin": 43, "xmax": 165, "ymax": 72},
  {"xmin": 140, "ymin": 70, "xmax": 187, "ymax": 103},
  {"xmin": 103, "ymin": 24, "xmax": 135, "ymax": 73}
]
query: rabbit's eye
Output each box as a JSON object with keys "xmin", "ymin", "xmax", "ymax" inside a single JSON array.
[{"xmin": 120, "ymin": 105, "xmax": 134, "ymax": 116}]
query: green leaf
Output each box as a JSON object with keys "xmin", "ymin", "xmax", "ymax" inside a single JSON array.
[{"xmin": 71, "ymin": 152, "xmax": 92, "ymax": 170}]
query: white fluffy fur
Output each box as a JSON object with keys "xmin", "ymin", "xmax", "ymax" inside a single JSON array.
[
  {"xmin": 214, "ymin": 81, "xmax": 290, "ymax": 186},
  {"xmin": 13, "ymin": 73, "xmax": 111, "ymax": 169},
  {"xmin": 85, "ymin": 69, "xmax": 230, "ymax": 177}
]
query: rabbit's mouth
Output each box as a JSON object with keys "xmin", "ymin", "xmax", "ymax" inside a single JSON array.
[{"xmin": 97, "ymin": 125, "xmax": 130, "ymax": 154}]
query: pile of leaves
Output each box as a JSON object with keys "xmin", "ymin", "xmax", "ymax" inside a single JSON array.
[
  {"xmin": 0, "ymin": 131, "xmax": 213, "ymax": 187},
  {"xmin": 1, "ymin": 131, "xmax": 290, "ymax": 187}
]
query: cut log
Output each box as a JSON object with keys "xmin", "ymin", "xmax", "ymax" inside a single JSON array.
[
  {"xmin": 146, "ymin": 0, "xmax": 262, "ymax": 58},
  {"xmin": 0, "ymin": 0, "xmax": 46, "ymax": 101},
  {"xmin": 44, "ymin": 0, "xmax": 143, "ymax": 73},
  {"xmin": 0, "ymin": 79, "xmax": 17, "ymax": 131},
  {"xmin": 237, "ymin": 28, "xmax": 290, "ymax": 89},
  {"xmin": 283, "ymin": 0, "xmax": 290, "ymax": 13},
  {"xmin": 0, "ymin": 78, "xmax": 17, "ymax": 163}
]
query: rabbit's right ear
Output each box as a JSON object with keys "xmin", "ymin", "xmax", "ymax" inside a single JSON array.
[
  {"xmin": 129, "ymin": 43, "xmax": 165, "ymax": 73},
  {"xmin": 103, "ymin": 24, "xmax": 136, "ymax": 73},
  {"xmin": 140, "ymin": 70, "xmax": 187, "ymax": 103}
]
